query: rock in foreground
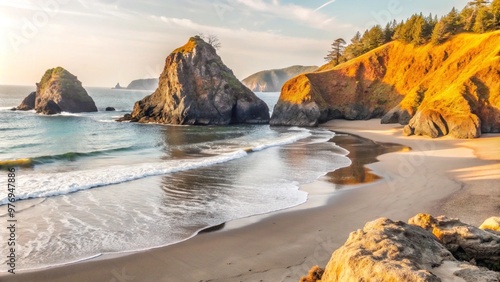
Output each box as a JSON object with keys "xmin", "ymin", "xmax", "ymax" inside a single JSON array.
[
  {"xmin": 121, "ymin": 36, "xmax": 270, "ymax": 125},
  {"xmin": 410, "ymin": 214, "xmax": 500, "ymax": 271},
  {"xmin": 303, "ymin": 215, "xmax": 500, "ymax": 282},
  {"xmin": 17, "ymin": 67, "xmax": 97, "ymax": 115}
]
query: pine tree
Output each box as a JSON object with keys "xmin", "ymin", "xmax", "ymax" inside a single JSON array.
[
  {"xmin": 325, "ymin": 38, "xmax": 346, "ymax": 65},
  {"xmin": 362, "ymin": 25, "xmax": 385, "ymax": 50},
  {"xmin": 343, "ymin": 32, "xmax": 364, "ymax": 60},
  {"xmin": 431, "ymin": 18, "xmax": 448, "ymax": 44},
  {"xmin": 473, "ymin": 6, "xmax": 494, "ymax": 32},
  {"xmin": 491, "ymin": 0, "xmax": 500, "ymax": 29}
]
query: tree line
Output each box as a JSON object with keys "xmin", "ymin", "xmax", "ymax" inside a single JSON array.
[{"xmin": 325, "ymin": 0, "xmax": 500, "ymax": 64}]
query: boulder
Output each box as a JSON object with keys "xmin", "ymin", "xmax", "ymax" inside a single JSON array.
[
  {"xmin": 381, "ymin": 105, "xmax": 412, "ymax": 125},
  {"xmin": 17, "ymin": 91, "xmax": 37, "ymax": 111},
  {"xmin": 17, "ymin": 67, "xmax": 97, "ymax": 115},
  {"xmin": 121, "ymin": 36, "xmax": 269, "ymax": 125},
  {"xmin": 304, "ymin": 216, "xmax": 500, "ymax": 282},
  {"xmin": 480, "ymin": 217, "xmax": 500, "ymax": 232},
  {"xmin": 319, "ymin": 218, "xmax": 453, "ymax": 282},
  {"xmin": 409, "ymin": 214, "xmax": 500, "ymax": 271},
  {"xmin": 105, "ymin": 107, "xmax": 116, "ymax": 111}
]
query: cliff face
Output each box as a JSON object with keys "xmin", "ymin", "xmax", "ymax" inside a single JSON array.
[
  {"xmin": 242, "ymin": 65, "xmax": 318, "ymax": 92},
  {"xmin": 17, "ymin": 67, "xmax": 97, "ymax": 115},
  {"xmin": 271, "ymin": 31, "xmax": 500, "ymax": 138},
  {"xmin": 122, "ymin": 36, "xmax": 270, "ymax": 125}
]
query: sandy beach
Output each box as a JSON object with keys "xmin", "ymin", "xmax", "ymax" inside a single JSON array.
[{"xmin": 4, "ymin": 119, "xmax": 499, "ymax": 282}]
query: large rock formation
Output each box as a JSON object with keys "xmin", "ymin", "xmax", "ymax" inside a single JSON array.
[
  {"xmin": 271, "ymin": 31, "xmax": 500, "ymax": 138},
  {"xmin": 303, "ymin": 215, "xmax": 500, "ymax": 282},
  {"xmin": 17, "ymin": 67, "xmax": 97, "ymax": 115},
  {"xmin": 410, "ymin": 214, "xmax": 500, "ymax": 271},
  {"xmin": 242, "ymin": 65, "xmax": 318, "ymax": 92},
  {"xmin": 121, "ymin": 36, "xmax": 270, "ymax": 125}
]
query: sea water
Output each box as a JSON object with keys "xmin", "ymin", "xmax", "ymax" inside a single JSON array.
[{"xmin": 0, "ymin": 85, "xmax": 351, "ymax": 271}]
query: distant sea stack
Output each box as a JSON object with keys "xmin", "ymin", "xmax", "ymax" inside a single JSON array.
[
  {"xmin": 120, "ymin": 36, "xmax": 270, "ymax": 125},
  {"xmin": 270, "ymin": 31, "xmax": 500, "ymax": 138},
  {"xmin": 17, "ymin": 67, "xmax": 97, "ymax": 115},
  {"xmin": 113, "ymin": 83, "xmax": 125, "ymax": 89},
  {"xmin": 242, "ymin": 65, "xmax": 318, "ymax": 92}
]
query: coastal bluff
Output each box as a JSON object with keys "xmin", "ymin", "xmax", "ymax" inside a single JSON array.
[
  {"xmin": 271, "ymin": 31, "xmax": 500, "ymax": 138},
  {"xmin": 17, "ymin": 67, "xmax": 97, "ymax": 115},
  {"xmin": 120, "ymin": 36, "xmax": 270, "ymax": 125},
  {"xmin": 242, "ymin": 65, "xmax": 318, "ymax": 92},
  {"xmin": 302, "ymin": 214, "xmax": 500, "ymax": 282}
]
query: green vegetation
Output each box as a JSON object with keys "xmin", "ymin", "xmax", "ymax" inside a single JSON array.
[{"xmin": 328, "ymin": 0, "xmax": 500, "ymax": 63}]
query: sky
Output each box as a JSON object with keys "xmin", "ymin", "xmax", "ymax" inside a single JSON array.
[{"xmin": 0, "ymin": 0, "xmax": 469, "ymax": 87}]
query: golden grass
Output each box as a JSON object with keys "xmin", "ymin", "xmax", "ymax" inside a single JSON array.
[{"xmin": 172, "ymin": 37, "xmax": 198, "ymax": 54}]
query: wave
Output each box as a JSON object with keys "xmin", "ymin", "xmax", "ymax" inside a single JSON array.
[
  {"xmin": 0, "ymin": 147, "xmax": 139, "ymax": 168},
  {"xmin": 31, "ymin": 147, "xmax": 138, "ymax": 164},
  {"xmin": 0, "ymin": 150, "xmax": 249, "ymax": 205},
  {"xmin": 252, "ymin": 130, "xmax": 312, "ymax": 152},
  {"xmin": 0, "ymin": 129, "xmax": 316, "ymax": 205}
]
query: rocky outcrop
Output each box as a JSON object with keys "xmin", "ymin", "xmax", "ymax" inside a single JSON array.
[
  {"xmin": 303, "ymin": 215, "xmax": 500, "ymax": 282},
  {"xmin": 410, "ymin": 214, "xmax": 500, "ymax": 271},
  {"xmin": 480, "ymin": 217, "xmax": 500, "ymax": 232},
  {"xmin": 271, "ymin": 31, "xmax": 500, "ymax": 138},
  {"xmin": 121, "ymin": 36, "xmax": 270, "ymax": 125},
  {"xmin": 242, "ymin": 65, "xmax": 318, "ymax": 92},
  {"xmin": 105, "ymin": 107, "xmax": 116, "ymax": 111},
  {"xmin": 113, "ymin": 83, "xmax": 124, "ymax": 89},
  {"xmin": 17, "ymin": 91, "xmax": 36, "ymax": 111},
  {"xmin": 17, "ymin": 67, "xmax": 97, "ymax": 115}
]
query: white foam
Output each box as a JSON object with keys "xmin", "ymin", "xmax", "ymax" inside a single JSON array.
[
  {"xmin": 252, "ymin": 131, "xmax": 312, "ymax": 151},
  {"xmin": 0, "ymin": 150, "xmax": 248, "ymax": 205}
]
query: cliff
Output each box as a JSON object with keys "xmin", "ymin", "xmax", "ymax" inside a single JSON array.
[
  {"xmin": 126, "ymin": 78, "xmax": 158, "ymax": 90},
  {"xmin": 271, "ymin": 31, "xmax": 500, "ymax": 138},
  {"xmin": 242, "ymin": 65, "xmax": 318, "ymax": 92},
  {"xmin": 17, "ymin": 67, "xmax": 97, "ymax": 115},
  {"xmin": 120, "ymin": 36, "xmax": 270, "ymax": 125}
]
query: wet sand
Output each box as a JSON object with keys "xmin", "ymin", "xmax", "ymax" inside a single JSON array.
[{"xmin": 4, "ymin": 119, "xmax": 499, "ymax": 282}]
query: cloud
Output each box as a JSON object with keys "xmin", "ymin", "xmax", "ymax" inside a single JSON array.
[{"xmin": 236, "ymin": 0, "xmax": 344, "ymax": 30}]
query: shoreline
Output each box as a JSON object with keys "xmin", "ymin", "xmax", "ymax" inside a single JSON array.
[{"xmin": 4, "ymin": 119, "xmax": 499, "ymax": 282}]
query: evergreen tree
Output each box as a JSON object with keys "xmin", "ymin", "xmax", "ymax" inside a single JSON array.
[
  {"xmin": 447, "ymin": 7, "xmax": 463, "ymax": 34},
  {"xmin": 325, "ymin": 38, "xmax": 346, "ymax": 65},
  {"xmin": 431, "ymin": 18, "xmax": 448, "ymax": 44},
  {"xmin": 473, "ymin": 6, "xmax": 494, "ymax": 32},
  {"xmin": 384, "ymin": 23, "xmax": 394, "ymax": 43},
  {"xmin": 343, "ymin": 32, "xmax": 363, "ymax": 60},
  {"xmin": 362, "ymin": 25, "xmax": 385, "ymax": 50},
  {"xmin": 491, "ymin": 0, "xmax": 500, "ymax": 29}
]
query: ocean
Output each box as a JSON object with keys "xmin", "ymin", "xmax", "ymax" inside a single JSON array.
[{"xmin": 0, "ymin": 85, "xmax": 351, "ymax": 272}]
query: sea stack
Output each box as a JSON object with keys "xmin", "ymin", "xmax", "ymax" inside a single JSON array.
[
  {"xmin": 121, "ymin": 36, "xmax": 270, "ymax": 125},
  {"xmin": 17, "ymin": 67, "xmax": 97, "ymax": 115}
]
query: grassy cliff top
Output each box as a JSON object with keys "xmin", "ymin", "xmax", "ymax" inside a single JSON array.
[{"xmin": 279, "ymin": 31, "xmax": 500, "ymax": 114}]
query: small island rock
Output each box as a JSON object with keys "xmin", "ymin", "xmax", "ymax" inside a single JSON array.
[{"xmin": 17, "ymin": 67, "xmax": 97, "ymax": 115}]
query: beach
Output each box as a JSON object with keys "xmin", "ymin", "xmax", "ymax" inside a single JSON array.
[{"xmin": 4, "ymin": 119, "xmax": 499, "ymax": 282}]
